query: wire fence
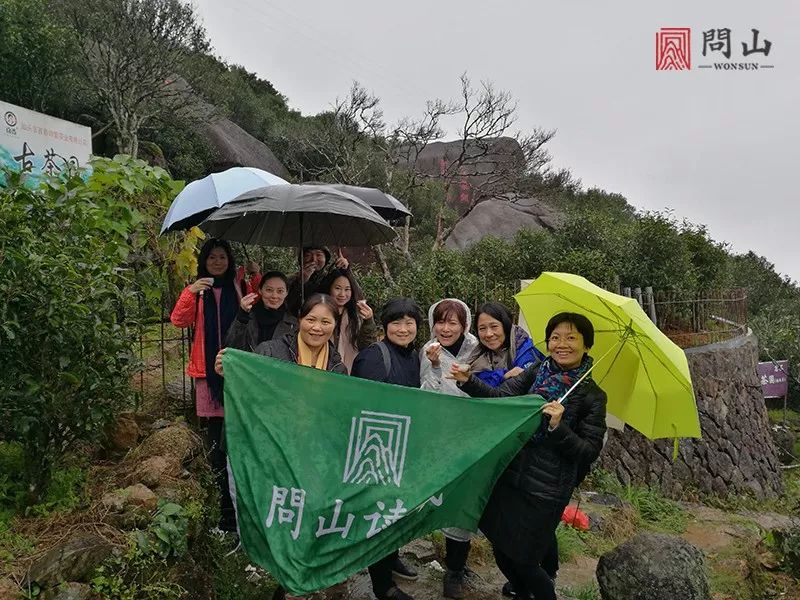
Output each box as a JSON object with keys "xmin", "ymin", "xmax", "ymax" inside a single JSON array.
[
  {"xmin": 131, "ymin": 278, "xmax": 749, "ymax": 404},
  {"xmin": 653, "ymin": 288, "xmax": 748, "ymax": 349}
]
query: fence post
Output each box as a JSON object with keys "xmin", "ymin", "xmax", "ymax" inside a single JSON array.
[
  {"xmin": 644, "ymin": 286, "xmax": 657, "ymax": 323},
  {"xmin": 634, "ymin": 286, "xmax": 643, "ymax": 308},
  {"xmin": 611, "ymin": 273, "xmax": 621, "ymax": 295}
]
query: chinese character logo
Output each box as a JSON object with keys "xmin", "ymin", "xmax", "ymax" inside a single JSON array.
[
  {"xmin": 656, "ymin": 28, "xmax": 691, "ymax": 70},
  {"xmin": 343, "ymin": 411, "xmax": 411, "ymax": 487},
  {"xmin": 4, "ymin": 111, "xmax": 17, "ymax": 128}
]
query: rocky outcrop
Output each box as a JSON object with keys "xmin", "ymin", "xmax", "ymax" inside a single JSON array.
[
  {"xmin": 597, "ymin": 332, "xmax": 783, "ymax": 499},
  {"xmin": 202, "ymin": 117, "xmax": 288, "ymax": 178},
  {"xmin": 25, "ymin": 534, "xmax": 113, "ymax": 589},
  {"xmin": 596, "ymin": 533, "xmax": 710, "ymax": 600},
  {"xmin": 444, "ymin": 195, "xmax": 561, "ymax": 249},
  {"xmin": 127, "ymin": 423, "xmax": 201, "ymax": 465},
  {"xmin": 104, "ymin": 412, "xmax": 140, "ymax": 451},
  {"xmin": 398, "ymin": 137, "xmax": 525, "ymax": 211}
]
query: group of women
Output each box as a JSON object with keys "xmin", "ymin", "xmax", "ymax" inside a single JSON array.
[{"xmin": 172, "ymin": 238, "xmax": 608, "ymax": 600}]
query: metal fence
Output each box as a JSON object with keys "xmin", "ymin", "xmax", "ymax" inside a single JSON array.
[
  {"xmin": 132, "ymin": 291, "xmax": 194, "ymax": 417},
  {"xmin": 132, "ymin": 280, "xmax": 749, "ymax": 405},
  {"xmin": 652, "ymin": 288, "xmax": 748, "ymax": 349}
]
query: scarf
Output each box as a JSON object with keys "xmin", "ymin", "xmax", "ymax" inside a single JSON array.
[
  {"xmin": 297, "ymin": 334, "xmax": 330, "ymax": 370},
  {"xmin": 530, "ymin": 354, "xmax": 593, "ymax": 440},
  {"xmin": 531, "ymin": 354, "xmax": 594, "ymax": 402},
  {"xmin": 203, "ymin": 279, "xmax": 238, "ymax": 406},
  {"xmin": 252, "ymin": 302, "xmax": 285, "ymax": 344}
]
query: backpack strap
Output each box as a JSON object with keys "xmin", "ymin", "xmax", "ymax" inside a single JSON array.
[{"xmin": 376, "ymin": 340, "xmax": 392, "ymax": 380}]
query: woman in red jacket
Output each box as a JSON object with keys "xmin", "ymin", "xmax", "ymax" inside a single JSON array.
[{"xmin": 170, "ymin": 237, "xmax": 241, "ymax": 531}]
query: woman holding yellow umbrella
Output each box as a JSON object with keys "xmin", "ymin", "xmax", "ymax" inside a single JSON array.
[{"xmin": 449, "ymin": 312, "xmax": 607, "ymax": 600}]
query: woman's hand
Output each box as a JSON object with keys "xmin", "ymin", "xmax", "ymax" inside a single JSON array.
[
  {"xmin": 214, "ymin": 348, "xmax": 227, "ymax": 376},
  {"xmin": 189, "ymin": 277, "xmax": 214, "ymax": 295},
  {"xmin": 446, "ymin": 362, "xmax": 470, "ymax": 383},
  {"xmin": 334, "ymin": 248, "xmax": 349, "ymax": 270},
  {"xmin": 542, "ymin": 400, "xmax": 565, "ymax": 430},
  {"xmin": 240, "ymin": 292, "xmax": 259, "ymax": 312},
  {"xmin": 425, "ymin": 342, "xmax": 442, "ymax": 368},
  {"xmin": 503, "ymin": 366, "xmax": 525, "ymax": 379},
  {"xmin": 356, "ymin": 300, "xmax": 373, "ymax": 321}
]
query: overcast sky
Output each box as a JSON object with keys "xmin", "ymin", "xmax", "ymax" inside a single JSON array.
[{"xmin": 193, "ymin": 0, "xmax": 800, "ymax": 282}]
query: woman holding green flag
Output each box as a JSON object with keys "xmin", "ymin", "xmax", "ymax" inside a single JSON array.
[
  {"xmin": 450, "ymin": 312, "xmax": 607, "ymax": 600},
  {"xmin": 215, "ymin": 293, "xmax": 349, "ymax": 600},
  {"xmin": 351, "ymin": 297, "xmax": 425, "ymax": 600}
]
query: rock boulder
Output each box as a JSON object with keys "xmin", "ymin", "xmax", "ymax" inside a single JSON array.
[
  {"xmin": 596, "ymin": 533, "xmax": 710, "ymax": 600},
  {"xmin": 26, "ymin": 534, "xmax": 113, "ymax": 589}
]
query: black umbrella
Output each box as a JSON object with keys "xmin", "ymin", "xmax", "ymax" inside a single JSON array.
[
  {"xmin": 307, "ymin": 182, "xmax": 412, "ymax": 223},
  {"xmin": 199, "ymin": 184, "xmax": 397, "ymax": 303},
  {"xmin": 199, "ymin": 184, "xmax": 396, "ymax": 247}
]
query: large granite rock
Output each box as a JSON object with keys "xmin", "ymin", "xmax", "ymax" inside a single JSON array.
[
  {"xmin": 202, "ymin": 117, "xmax": 289, "ymax": 178},
  {"xmin": 444, "ymin": 195, "xmax": 561, "ymax": 249},
  {"xmin": 596, "ymin": 533, "xmax": 710, "ymax": 600}
]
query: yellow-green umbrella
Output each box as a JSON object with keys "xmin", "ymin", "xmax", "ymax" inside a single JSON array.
[{"xmin": 515, "ymin": 272, "xmax": 700, "ymax": 439}]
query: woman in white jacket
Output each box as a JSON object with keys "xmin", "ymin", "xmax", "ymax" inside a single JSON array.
[{"xmin": 420, "ymin": 298, "xmax": 479, "ymax": 599}]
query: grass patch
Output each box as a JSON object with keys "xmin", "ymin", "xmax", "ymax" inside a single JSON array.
[
  {"xmin": 767, "ymin": 408, "xmax": 800, "ymax": 427},
  {"xmin": 561, "ymin": 583, "xmax": 601, "ymax": 600},
  {"xmin": 556, "ymin": 523, "xmax": 588, "ymax": 562},
  {"xmin": 0, "ymin": 443, "xmax": 89, "ymax": 524},
  {"xmin": 0, "ymin": 523, "xmax": 35, "ymax": 568},
  {"xmin": 620, "ymin": 484, "xmax": 688, "ymax": 533},
  {"xmin": 582, "ymin": 469, "xmax": 688, "ymax": 533},
  {"xmin": 706, "ymin": 468, "xmax": 800, "ymax": 515},
  {"xmin": 201, "ymin": 532, "xmax": 278, "ymax": 600}
]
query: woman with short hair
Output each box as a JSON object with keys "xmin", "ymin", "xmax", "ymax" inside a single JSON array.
[
  {"xmin": 351, "ymin": 297, "xmax": 425, "ymax": 600},
  {"xmin": 451, "ymin": 312, "xmax": 608, "ymax": 600},
  {"xmin": 419, "ymin": 298, "xmax": 479, "ymax": 598},
  {"xmin": 216, "ymin": 294, "xmax": 348, "ymax": 600}
]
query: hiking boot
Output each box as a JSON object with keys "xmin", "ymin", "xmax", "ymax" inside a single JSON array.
[
  {"xmin": 443, "ymin": 569, "xmax": 465, "ymax": 599},
  {"xmin": 391, "ymin": 557, "xmax": 419, "ymax": 581},
  {"xmin": 380, "ymin": 586, "xmax": 413, "ymax": 600},
  {"xmin": 501, "ymin": 581, "xmax": 516, "ymax": 597}
]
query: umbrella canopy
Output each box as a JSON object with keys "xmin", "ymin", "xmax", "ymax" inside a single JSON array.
[
  {"xmin": 198, "ymin": 184, "xmax": 397, "ymax": 247},
  {"xmin": 307, "ymin": 182, "xmax": 412, "ymax": 222},
  {"xmin": 160, "ymin": 167, "xmax": 287, "ymax": 234},
  {"xmin": 515, "ymin": 272, "xmax": 700, "ymax": 439}
]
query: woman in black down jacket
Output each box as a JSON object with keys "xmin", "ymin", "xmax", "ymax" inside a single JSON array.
[
  {"xmin": 351, "ymin": 298, "xmax": 424, "ymax": 600},
  {"xmin": 450, "ymin": 312, "xmax": 607, "ymax": 600}
]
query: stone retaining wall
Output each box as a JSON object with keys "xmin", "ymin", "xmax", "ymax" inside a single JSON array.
[{"xmin": 597, "ymin": 331, "xmax": 783, "ymax": 499}]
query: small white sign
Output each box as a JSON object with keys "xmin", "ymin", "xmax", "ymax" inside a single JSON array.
[{"xmin": 1, "ymin": 100, "xmax": 92, "ymax": 181}]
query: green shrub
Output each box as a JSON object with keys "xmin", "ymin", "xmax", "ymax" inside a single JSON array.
[
  {"xmin": 0, "ymin": 155, "xmax": 193, "ymax": 505},
  {"xmin": 555, "ymin": 522, "xmax": 587, "ymax": 562},
  {"xmin": 773, "ymin": 525, "xmax": 800, "ymax": 578},
  {"xmin": 0, "ymin": 169, "xmax": 138, "ymax": 504}
]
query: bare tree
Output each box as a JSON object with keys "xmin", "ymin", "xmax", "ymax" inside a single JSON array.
[
  {"xmin": 426, "ymin": 74, "xmax": 558, "ymax": 249},
  {"xmin": 66, "ymin": 0, "xmax": 209, "ymax": 156}
]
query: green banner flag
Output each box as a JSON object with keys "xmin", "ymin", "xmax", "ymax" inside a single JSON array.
[{"xmin": 223, "ymin": 349, "xmax": 545, "ymax": 595}]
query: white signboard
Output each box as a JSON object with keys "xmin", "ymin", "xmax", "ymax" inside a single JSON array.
[{"xmin": 1, "ymin": 100, "xmax": 92, "ymax": 181}]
